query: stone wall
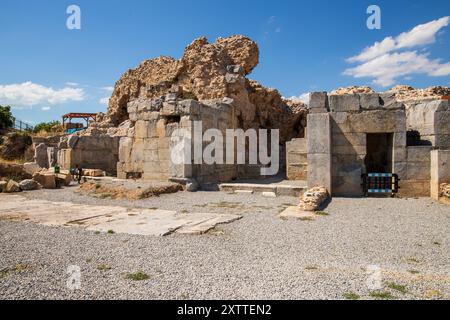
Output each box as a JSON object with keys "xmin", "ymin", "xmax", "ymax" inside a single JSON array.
[
  {"xmin": 58, "ymin": 135, "xmax": 120, "ymax": 174},
  {"xmin": 406, "ymin": 100, "xmax": 450, "ymax": 148},
  {"xmin": 117, "ymin": 96, "xmax": 239, "ymax": 184},
  {"xmin": 286, "ymin": 138, "xmax": 307, "ymax": 180},
  {"xmin": 307, "ymin": 92, "xmax": 408, "ymax": 196},
  {"xmin": 399, "ymin": 146, "xmax": 432, "ymax": 197},
  {"xmin": 430, "ymin": 150, "xmax": 450, "ymax": 200}
]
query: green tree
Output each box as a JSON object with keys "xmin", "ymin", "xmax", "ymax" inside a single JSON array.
[
  {"xmin": 33, "ymin": 121, "xmax": 61, "ymax": 133},
  {"xmin": 0, "ymin": 105, "xmax": 15, "ymax": 130}
]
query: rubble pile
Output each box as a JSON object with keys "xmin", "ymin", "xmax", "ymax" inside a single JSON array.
[{"xmin": 298, "ymin": 186, "xmax": 329, "ymax": 211}]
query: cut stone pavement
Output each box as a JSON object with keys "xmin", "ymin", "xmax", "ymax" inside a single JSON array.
[{"xmin": 0, "ymin": 194, "xmax": 241, "ymax": 236}]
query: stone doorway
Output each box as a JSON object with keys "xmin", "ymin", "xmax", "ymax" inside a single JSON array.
[{"xmin": 365, "ymin": 133, "xmax": 393, "ymax": 173}]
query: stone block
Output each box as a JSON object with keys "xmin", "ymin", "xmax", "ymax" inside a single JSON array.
[
  {"xmin": 307, "ymin": 153, "xmax": 331, "ymax": 192},
  {"xmin": 359, "ymin": 93, "xmax": 381, "ymax": 109},
  {"xmin": 332, "ymin": 163, "xmax": 363, "ymax": 197},
  {"xmin": 307, "ymin": 113, "xmax": 331, "ymax": 154},
  {"xmin": 23, "ymin": 162, "xmax": 42, "ymax": 176},
  {"xmin": 309, "ymin": 92, "xmax": 328, "ymax": 111},
  {"xmin": 56, "ymin": 172, "xmax": 72, "ymax": 186},
  {"xmin": 5, "ymin": 180, "xmax": 21, "ymax": 193},
  {"xmin": 34, "ymin": 143, "xmax": 49, "ymax": 168},
  {"xmin": 119, "ymin": 137, "xmax": 133, "ymax": 162},
  {"xmin": 430, "ymin": 150, "xmax": 450, "ymax": 200},
  {"xmin": 329, "ymin": 94, "xmax": 360, "ymax": 112},
  {"xmin": 407, "ymin": 146, "xmax": 432, "ymax": 163},
  {"xmin": 332, "ymin": 132, "xmax": 366, "ymax": 147},
  {"xmin": 393, "ymin": 162, "xmax": 407, "ymax": 180},
  {"xmin": 32, "ymin": 172, "xmax": 56, "ymax": 189},
  {"xmin": 346, "ymin": 109, "xmax": 406, "ymax": 133},
  {"xmin": 406, "ymin": 162, "xmax": 430, "ymax": 180},
  {"xmin": 399, "ymin": 180, "xmax": 430, "ymax": 197}
]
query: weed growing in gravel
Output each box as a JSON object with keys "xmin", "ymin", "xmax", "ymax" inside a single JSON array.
[
  {"xmin": 212, "ymin": 201, "xmax": 243, "ymax": 209},
  {"xmin": 298, "ymin": 217, "xmax": 314, "ymax": 221},
  {"xmin": 107, "ymin": 230, "xmax": 115, "ymax": 235},
  {"xmin": 181, "ymin": 209, "xmax": 189, "ymax": 214},
  {"xmin": 97, "ymin": 264, "xmax": 111, "ymax": 271},
  {"xmin": 305, "ymin": 266, "xmax": 318, "ymax": 270},
  {"xmin": 94, "ymin": 231, "xmax": 101, "ymax": 235},
  {"xmin": 406, "ymin": 257, "xmax": 420, "ymax": 264},
  {"xmin": 126, "ymin": 272, "xmax": 150, "ymax": 281},
  {"xmin": 408, "ymin": 270, "xmax": 420, "ymax": 274},
  {"xmin": 387, "ymin": 282, "xmax": 408, "ymax": 294},
  {"xmin": 0, "ymin": 264, "xmax": 32, "ymax": 278},
  {"xmin": 343, "ymin": 292, "xmax": 360, "ymax": 300},
  {"xmin": 433, "ymin": 241, "xmax": 441, "ymax": 245},
  {"xmin": 315, "ymin": 211, "xmax": 329, "ymax": 216},
  {"xmin": 370, "ymin": 291, "xmax": 395, "ymax": 300}
]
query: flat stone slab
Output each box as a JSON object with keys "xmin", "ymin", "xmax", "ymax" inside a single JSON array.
[
  {"xmin": 279, "ymin": 206, "xmax": 317, "ymax": 219},
  {"xmin": 0, "ymin": 194, "xmax": 241, "ymax": 236},
  {"xmin": 219, "ymin": 180, "xmax": 307, "ymax": 197}
]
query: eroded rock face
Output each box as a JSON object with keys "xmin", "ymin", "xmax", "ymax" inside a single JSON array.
[{"xmin": 105, "ymin": 35, "xmax": 307, "ymax": 143}]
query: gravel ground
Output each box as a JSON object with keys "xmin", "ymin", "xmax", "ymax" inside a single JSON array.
[{"xmin": 1, "ymin": 187, "xmax": 449, "ymax": 300}]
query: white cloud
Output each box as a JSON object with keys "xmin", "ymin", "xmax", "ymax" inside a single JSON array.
[
  {"xmin": 288, "ymin": 92, "xmax": 310, "ymax": 105},
  {"xmin": 344, "ymin": 17, "xmax": 450, "ymax": 87},
  {"xmin": 99, "ymin": 97, "xmax": 110, "ymax": 105},
  {"xmin": 0, "ymin": 82, "xmax": 85, "ymax": 108},
  {"xmin": 348, "ymin": 16, "xmax": 449, "ymax": 63},
  {"xmin": 41, "ymin": 106, "xmax": 51, "ymax": 111},
  {"xmin": 101, "ymin": 86, "xmax": 114, "ymax": 92},
  {"xmin": 66, "ymin": 82, "xmax": 79, "ymax": 87}
]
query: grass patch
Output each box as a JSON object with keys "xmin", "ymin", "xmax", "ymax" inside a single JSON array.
[
  {"xmin": 96, "ymin": 264, "xmax": 111, "ymax": 271},
  {"xmin": 387, "ymin": 282, "xmax": 408, "ymax": 294},
  {"xmin": 180, "ymin": 209, "xmax": 189, "ymax": 214},
  {"xmin": 298, "ymin": 217, "xmax": 314, "ymax": 221},
  {"xmin": 343, "ymin": 292, "xmax": 360, "ymax": 300},
  {"xmin": 305, "ymin": 266, "xmax": 318, "ymax": 270},
  {"xmin": 107, "ymin": 230, "xmax": 115, "ymax": 235},
  {"xmin": 0, "ymin": 263, "xmax": 32, "ymax": 278},
  {"xmin": 370, "ymin": 291, "xmax": 395, "ymax": 300},
  {"xmin": 406, "ymin": 257, "xmax": 420, "ymax": 264},
  {"xmin": 315, "ymin": 211, "xmax": 329, "ymax": 216},
  {"xmin": 126, "ymin": 271, "xmax": 150, "ymax": 281},
  {"xmin": 408, "ymin": 270, "xmax": 420, "ymax": 274},
  {"xmin": 433, "ymin": 241, "xmax": 441, "ymax": 246}
]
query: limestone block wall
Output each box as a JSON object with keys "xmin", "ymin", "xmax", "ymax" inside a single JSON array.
[
  {"xmin": 58, "ymin": 135, "xmax": 120, "ymax": 174},
  {"xmin": 286, "ymin": 138, "xmax": 307, "ymax": 180},
  {"xmin": 406, "ymin": 99, "xmax": 450, "ymax": 148},
  {"xmin": 118, "ymin": 98, "xmax": 239, "ymax": 184},
  {"xmin": 399, "ymin": 146, "xmax": 432, "ymax": 197},
  {"xmin": 430, "ymin": 150, "xmax": 450, "ymax": 200},
  {"xmin": 308, "ymin": 92, "xmax": 408, "ymax": 197}
]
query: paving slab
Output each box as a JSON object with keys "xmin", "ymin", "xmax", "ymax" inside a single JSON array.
[
  {"xmin": 279, "ymin": 206, "xmax": 317, "ymax": 219},
  {"xmin": 0, "ymin": 194, "xmax": 241, "ymax": 236}
]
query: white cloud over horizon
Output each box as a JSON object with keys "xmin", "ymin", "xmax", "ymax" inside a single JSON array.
[
  {"xmin": 288, "ymin": 92, "xmax": 310, "ymax": 105},
  {"xmin": 344, "ymin": 16, "xmax": 450, "ymax": 87},
  {"xmin": 99, "ymin": 97, "xmax": 110, "ymax": 105},
  {"xmin": 0, "ymin": 81, "xmax": 85, "ymax": 108}
]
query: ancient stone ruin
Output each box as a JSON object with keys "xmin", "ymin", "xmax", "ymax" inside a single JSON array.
[{"xmin": 27, "ymin": 35, "xmax": 450, "ymax": 201}]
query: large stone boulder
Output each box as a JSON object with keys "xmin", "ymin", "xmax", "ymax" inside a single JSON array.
[
  {"xmin": 19, "ymin": 179, "xmax": 40, "ymax": 191},
  {"xmin": 34, "ymin": 143, "xmax": 49, "ymax": 168},
  {"xmin": 32, "ymin": 172, "xmax": 56, "ymax": 189},
  {"xmin": 23, "ymin": 162, "xmax": 42, "ymax": 176},
  {"xmin": 55, "ymin": 172, "xmax": 72, "ymax": 186},
  {"xmin": 5, "ymin": 180, "xmax": 21, "ymax": 193}
]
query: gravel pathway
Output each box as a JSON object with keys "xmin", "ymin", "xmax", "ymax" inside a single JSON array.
[{"xmin": 1, "ymin": 188, "xmax": 449, "ymax": 300}]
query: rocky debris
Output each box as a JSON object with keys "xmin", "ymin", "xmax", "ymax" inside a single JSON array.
[
  {"xmin": 32, "ymin": 172, "xmax": 56, "ymax": 189},
  {"xmin": 5, "ymin": 180, "xmax": 21, "ymax": 193},
  {"xmin": 19, "ymin": 179, "xmax": 40, "ymax": 191},
  {"xmin": 186, "ymin": 179, "xmax": 199, "ymax": 192},
  {"xmin": 104, "ymin": 35, "xmax": 307, "ymax": 143},
  {"xmin": 83, "ymin": 169, "xmax": 104, "ymax": 177},
  {"xmin": 0, "ymin": 163, "xmax": 32, "ymax": 180},
  {"xmin": 440, "ymin": 183, "xmax": 450, "ymax": 198},
  {"xmin": 388, "ymin": 85, "xmax": 450, "ymax": 102},
  {"xmin": 331, "ymin": 86, "xmax": 375, "ymax": 95},
  {"xmin": 0, "ymin": 132, "xmax": 33, "ymax": 161},
  {"xmin": 77, "ymin": 181, "xmax": 182, "ymax": 200},
  {"xmin": 0, "ymin": 180, "xmax": 6, "ymax": 192},
  {"xmin": 23, "ymin": 162, "xmax": 42, "ymax": 176},
  {"xmin": 298, "ymin": 186, "xmax": 329, "ymax": 211}
]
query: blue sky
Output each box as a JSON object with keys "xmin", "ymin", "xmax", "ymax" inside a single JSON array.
[{"xmin": 1, "ymin": 0, "xmax": 449, "ymax": 125}]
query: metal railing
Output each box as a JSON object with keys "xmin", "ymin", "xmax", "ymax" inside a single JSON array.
[{"xmin": 13, "ymin": 119, "xmax": 34, "ymax": 132}]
